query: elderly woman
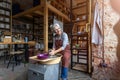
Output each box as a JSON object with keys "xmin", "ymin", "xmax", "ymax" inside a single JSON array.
[{"xmin": 49, "ymin": 23, "xmax": 71, "ymax": 80}]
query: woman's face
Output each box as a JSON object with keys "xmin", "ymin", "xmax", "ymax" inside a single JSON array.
[
  {"xmin": 110, "ymin": 0, "xmax": 120, "ymax": 14},
  {"xmin": 54, "ymin": 26, "xmax": 62, "ymax": 35}
]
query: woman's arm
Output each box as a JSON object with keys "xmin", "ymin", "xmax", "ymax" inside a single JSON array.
[
  {"xmin": 52, "ymin": 37, "xmax": 56, "ymax": 49},
  {"xmin": 49, "ymin": 47, "xmax": 63, "ymax": 55},
  {"xmin": 50, "ymin": 33, "xmax": 69, "ymax": 55},
  {"xmin": 61, "ymin": 32, "xmax": 69, "ymax": 50}
]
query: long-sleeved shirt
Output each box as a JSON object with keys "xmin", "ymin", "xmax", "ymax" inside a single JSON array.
[{"xmin": 53, "ymin": 32, "xmax": 69, "ymax": 50}]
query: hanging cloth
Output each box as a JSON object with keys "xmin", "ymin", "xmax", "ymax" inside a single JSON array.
[{"xmin": 92, "ymin": 2, "xmax": 103, "ymax": 45}]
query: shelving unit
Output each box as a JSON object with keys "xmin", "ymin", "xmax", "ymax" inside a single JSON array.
[
  {"xmin": 71, "ymin": 32, "xmax": 89, "ymax": 73},
  {"xmin": 12, "ymin": 22, "xmax": 33, "ymax": 41},
  {"xmin": 70, "ymin": 0, "xmax": 92, "ymax": 74},
  {"xmin": 72, "ymin": 0, "xmax": 89, "ymax": 34},
  {"xmin": 33, "ymin": 15, "xmax": 54, "ymax": 49},
  {"xmin": 12, "ymin": 17, "xmax": 53, "ymax": 51},
  {"xmin": 0, "ymin": 0, "xmax": 12, "ymax": 59},
  {"xmin": 32, "ymin": 17, "xmax": 44, "ymax": 42},
  {"xmin": 12, "ymin": 20, "xmax": 33, "ymax": 52},
  {"xmin": 0, "ymin": 0, "xmax": 11, "ymax": 32},
  {"xmin": 32, "ymin": 16, "xmax": 53, "ymax": 43}
]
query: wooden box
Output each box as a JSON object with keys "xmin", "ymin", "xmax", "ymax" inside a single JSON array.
[{"xmin": 3, "ymin": 37, "xmax": 11, "ymax": 43}]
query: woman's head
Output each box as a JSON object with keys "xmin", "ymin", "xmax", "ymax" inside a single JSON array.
[{"xmin": 53, "ymin": 23, "xmax": 62, "ymax": 35}]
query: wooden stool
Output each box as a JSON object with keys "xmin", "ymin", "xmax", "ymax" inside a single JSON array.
[{"xmin": 7, "ymin": 51, "xmax": 24, "ymax": 71}]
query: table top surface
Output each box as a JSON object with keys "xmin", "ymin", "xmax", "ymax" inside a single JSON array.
[{"xmin": 0, "ymin": 41, "xmax": 36, "ymax": 45}]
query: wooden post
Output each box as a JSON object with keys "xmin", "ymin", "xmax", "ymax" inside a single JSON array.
[
  {"xmin": 88, "ymin": 0, "xmax": 92, "ymax": 74},
  {"xmin": 44, "ymin": 0, "xmax": 48, "ymax": 51},
  {"xmin": 10, "ymin": 0, "xmax": 12, "ymax": 52},
  {"xmin": 32, "ymin": 18, "xmax": 35, "ymax": 40}
]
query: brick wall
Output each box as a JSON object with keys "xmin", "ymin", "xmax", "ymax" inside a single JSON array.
[{"xmin": 92, "ymin": 0, "xmax": 120, "ymax": 79}]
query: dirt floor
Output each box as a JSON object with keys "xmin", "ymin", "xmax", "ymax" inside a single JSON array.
[{"xmin": 0, "ymin": 58, "xmax": 91, "ymax": 80}]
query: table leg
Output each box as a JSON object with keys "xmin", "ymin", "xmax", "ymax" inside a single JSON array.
[{"xmin": 24, "ymin": 44, "xmax": 29, "ymax": 62}]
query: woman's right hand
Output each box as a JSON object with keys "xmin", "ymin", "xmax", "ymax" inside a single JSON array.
[{"xmin": 49, "ymin": 50, "xmax": 55, "ymax": 56}]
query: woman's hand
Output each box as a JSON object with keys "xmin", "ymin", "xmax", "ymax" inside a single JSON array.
[{"xmin": 49, "ymin": 50, "xmax": 55, "ymax": 55}]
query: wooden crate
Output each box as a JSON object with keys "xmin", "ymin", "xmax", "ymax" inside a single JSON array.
[{"xmin": 3, "ymin": 37, "xmax": 12, "ymax": 43}]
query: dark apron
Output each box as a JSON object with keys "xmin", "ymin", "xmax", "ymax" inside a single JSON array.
[{"xmin": 55, "ymin": 39, "xmax": 71, "ymax": 68}]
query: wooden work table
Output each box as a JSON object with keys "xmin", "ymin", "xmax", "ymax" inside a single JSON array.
[
  {"xmin": 0, "ymin": 41, "xmax": 35, "ymax": 45},
  {"xmin": 0, "ymin": 41, "xmax": 36, "ymax": 62}
]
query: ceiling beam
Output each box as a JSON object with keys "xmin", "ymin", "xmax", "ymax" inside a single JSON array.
[
  {"xmin": 13, "ymin": 5, "xmax": 43, "ymax": 18},
  {"xmin": 72, "ymin": 3, "xmax": 86, "ymax": 10},
  {"xmin": 47, "ymin": 3, "xmax": 70, "ymax": 22},
  {"xmin": 33, "ymin": 10, "xmax": 44, "ymax": 16},
  {"xmin": 24, "ymin": 14, "xmax": 33, "ymax": 18}
]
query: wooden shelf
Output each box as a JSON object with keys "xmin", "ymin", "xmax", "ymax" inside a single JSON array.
[
  {"xmin": 0, "ymin": 28, "xmax": 10, "ymax": 30},
  {"xmin": 0, "ymin": 0, "xmax": 11, "ymax": 4},
  {"xmin": 0, "ymin": 6, "xmax": 11, "ymax": 11},
  {"xmin": 72, "ymin": 64, "xmax": 87, "ymax": 72},
  {"xmin": 0, "ymin": 0, "xmax": 11, "ymax": 53},
  {"xmin": 0, "ymin": 0, "xmax": 11, "ymax": 31},
  {"xmin": 0, "ymin": 48, "xmax": 9, "ymax": 50},
  {"xmin": 73, "ymin": 62, "xmax": 87, "ymax": 65},
  {"xmin": 71, "ymin": 32, "xmax": 88, "ymax": 37},
  {"xmin": 72, "ymin": 20, "xmax": 87, "ymax": 23},
  {"xmin": 72, "ymin": 3, "xmax": 87, "ymax": 10},
  {"xmin": 71, "ymin": 32, "xmax": 89, "ymax": 73},
  {"xmin": 0, "ymin": 21, "xmax": 10, "ymax": 24},
  {"xmin": 0, "ymin": 14, "xmax": 10, "ymax": 17},
  {"xmin": 72, "ymin": 48, "xmax": 87, "ymax": 50},
  {"xmin": 12, "ymin": 32, "xmax": 33, "ymax": 35}
]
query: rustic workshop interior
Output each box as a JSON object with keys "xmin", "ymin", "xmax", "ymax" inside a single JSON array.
[{"xmin": 0, "ymin": 0, "xmax": 120, "ymax": 80}]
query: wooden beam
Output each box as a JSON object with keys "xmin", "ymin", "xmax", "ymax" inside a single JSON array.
[
  {"xmin": 34, "ymin": 10, "xmax": 44, "ymax": 16},
  {"xmin": 88, "ymin": 0, "xmax": 92, "ymax": 73},
  {"xmin": 58, "ymin": 0, "xmax": 70, "ymax": 9},
  {"xmin": 77, "ymin": 1, "xmax": 87, "ymax": 6},
  {"xmin": 72, "ymin": 3, "xmax": 86, "ymax": 10},
  {"xmin": 24, "ymin": 14, "xmax": 33, "ymax": 18},
  {"xmin": 13, "ymin": 5, "xmax": 43, "ymax": 18},
  {"xmin": 44, "ymin": 1, "xmax": 48, "ymax": 51},
  {"xmin": 47, "ymin": 3, "xmax": 70, "ymax": 22}
]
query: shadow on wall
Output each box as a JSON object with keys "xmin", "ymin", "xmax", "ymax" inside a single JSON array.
[
  {"xmin": 113, "ymin": 21, "xmax": 120, "ymax": 62},
  {"xmin": 110, "ymin": 0, "xmax": 120, "ymax": 62},
  {"xmin": 110, "ymin": 0, "xmax": 120, "ymax": 14}
]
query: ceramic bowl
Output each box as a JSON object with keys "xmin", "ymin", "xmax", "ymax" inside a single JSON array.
[{"xmin": 37, "ymin": 53, "xmax": 49, "ymax": 59}]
